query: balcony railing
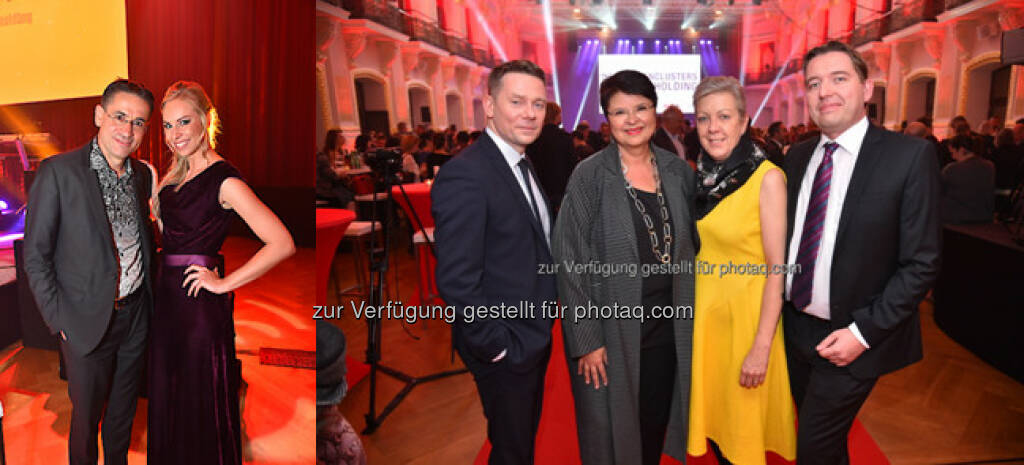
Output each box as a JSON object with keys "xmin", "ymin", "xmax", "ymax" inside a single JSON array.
[
  {"xmin": 339, "ymin": 0, "xmax": 497, "ymax": 68},
  {"xmin": 406, "ymin": 15, "xmax": 447, "ymax": 50},
  {"xmin": 844, "ymin": 0, "xmax": 950, "ymax": 47},
  {"xmin": 340, "ymin": 0, "xmax": 406, "ymax": 34},
  {"xmin": 445, "ymin": 34, "xmax": 475, "ymax": 62},
  {"xmin": 745, "ymin": 68, "xmax": 777, "ymax": 85},
  {"xmin": 473, "ymin": 48, "xmax": 498, "ymax": 68},
  {"xmin": 887, "ymin": 0, "xmax": 942, "ymax": 33},
  {"xmin": 751, "ymin": 57, "xmax": 804, "ymax": 82},
  {"xmin": 851, "ymin": 16, "xmax": 888, "ymax": 47}
]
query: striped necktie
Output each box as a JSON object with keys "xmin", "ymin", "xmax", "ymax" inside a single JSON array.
[{"xmin": 791, "ymin": 141, "xmax": 838, "ymax": 311}]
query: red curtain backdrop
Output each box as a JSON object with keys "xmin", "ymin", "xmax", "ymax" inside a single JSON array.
[{"xmin": 0, "ymin": 0, "xmax": 314, "ymax": 189}]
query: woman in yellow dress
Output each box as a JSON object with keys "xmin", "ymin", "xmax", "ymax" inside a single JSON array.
[{"xmin": 687, "ymin": 76, "xmax": 796, "ymax": 464}]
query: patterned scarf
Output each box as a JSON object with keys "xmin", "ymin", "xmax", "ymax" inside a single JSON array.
[{"xmin": 695, "ymin": 134, "xmax": 766, "ymax": 219}]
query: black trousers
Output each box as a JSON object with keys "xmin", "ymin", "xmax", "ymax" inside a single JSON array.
[
  {"xmin": 783, "ymin": 304, "xmax": 877, "ymax": 465},
  {"xmin": 60, "ymin": 292, "xmax": 148, "ymax": 465},
  {"xmin": 473, "ymin": 349, "xmax": 551, "ymax": 465},
  {"xmin": 639, "ymin": 344, "xmax": 676, "ymax": 465}
]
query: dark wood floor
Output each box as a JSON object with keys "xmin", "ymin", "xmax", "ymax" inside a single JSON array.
[
  {"xmin": 328, "ymin": 229, "xmax": 1024, "ymax": 465},
  {"xmin": 0, "ymin": 237, "xmax": 316, "ymax": 464}
]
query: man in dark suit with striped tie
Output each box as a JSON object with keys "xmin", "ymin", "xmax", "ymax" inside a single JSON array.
[{"xmin": 781, "ymin": 41, "xmax": 941, "ymax": 465}]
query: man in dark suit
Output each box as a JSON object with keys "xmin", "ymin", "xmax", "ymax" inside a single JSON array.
[
  {"xmin": 432, "ymin": 60, "xmax": 557, "ymax": 465},
  {"xmin": 782, "ymin": 41, "xmax": 940, "ymax": 465},
  {"xmin": 940, "ymin": 134, "xmax": 995, "ymax": 224},
  {"xmin": 526, "ymin": 101, "xmax": 577, "ymax": 214},
  {"xmin": 584, "ymin": 121, "xmax": 605, "ymax": 153},
  {"xmin": 682, "ymin": 124, "xmax": 701, "ymax": 163},
  {"xmin": 24, "ymin": 80, "xmax": 158, "ymax": 465},
  {"xmin": 764, "ymin": 121, "xmax": 787, "ymax": 166},
  {"xmin": 652, "ymin": 105, "xmax": 686, "ymax": 159}
]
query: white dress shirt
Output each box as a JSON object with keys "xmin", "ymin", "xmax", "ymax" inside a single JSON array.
[
  {"xmin": 785, "ymin": 116, "xmax": 870, "ymax": 348},
  {"xmin": 665, "ymin": 127, "xmax": 687, "ymax": 159},
  {"xmin": 486, "ymin": 127, "xmax": 552, "ymax": 247}
]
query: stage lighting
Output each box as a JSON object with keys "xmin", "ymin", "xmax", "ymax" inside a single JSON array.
[{"xmin": 0, "ymin": 200, "xmax": 7, "ymax": 211}]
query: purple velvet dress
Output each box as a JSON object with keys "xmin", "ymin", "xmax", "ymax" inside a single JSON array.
[{"xmin": 148, "ymin": 160, "xmax": 243, "ymax": 464}]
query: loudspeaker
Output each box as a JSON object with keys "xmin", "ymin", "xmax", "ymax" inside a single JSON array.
[
  {"xmin": 13, "ymin": 240, "xmax": 58, "ymax": 350},
  {"xmin": 1002, "ymin": 28, "xmax": 1024, "ymax": 66}
]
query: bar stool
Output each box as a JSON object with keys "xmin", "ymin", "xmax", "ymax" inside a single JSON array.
[
  {"xmin": 412, "ymin": 227, "xmax": 440, "ymax": 307},
  {"xmin": 338, "ymin": 221, "xmax": 384, "ymax": 302},
  {"xmin": 317, "ymin": 209, "xmax": 356, "ymax": 305},
  {"xmin": 349, "ymin": 173, "xmax": 389, "ymax": 225}
]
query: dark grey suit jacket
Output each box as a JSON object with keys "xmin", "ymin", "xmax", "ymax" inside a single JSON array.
[
  {"xmin": 783, "ymin": 124, "xmax": 941, "ymax": 378},
  {"xmin": 940, "ymin": 155, "xmax": 995, "ymax": 224},
  {"xmin": 526, "ymin": 123, "xmax": 577, "ymax": 214},
  {"xmin": 23, "ymin": 143, "xmax": 155, "ymax": 355},
  {"xmin": 651, "ymin": 127, "xmax": 683, "ymax": 159}
]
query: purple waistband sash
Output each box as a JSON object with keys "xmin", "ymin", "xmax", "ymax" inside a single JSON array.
[{"xmin": 162, "ymin": 254, "xmax": 219, "ymax": 268}]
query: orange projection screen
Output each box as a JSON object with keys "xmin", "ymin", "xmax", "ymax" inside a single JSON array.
[{"xmin": 0, "ymin": 0, "xmax": 128, "ymax": 106}]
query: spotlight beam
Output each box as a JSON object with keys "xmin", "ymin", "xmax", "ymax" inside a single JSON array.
[
  {"xmin": 751, "ymin": 33, "xmax": 808, "ymax": 124},
  {"xmin": 572, "ymin": 53, "xmax": 600, "ymax": 131},
  {"xmin": 466, "ymin": 0, "xmax": 507, "ymax": 61},
  {"xmin": 540, "ymin": 0, "xmax": 561, "ymax": 107},
  {"xmin": 739, "ymin": 11, "xmax": 750, "ymax": 85}
]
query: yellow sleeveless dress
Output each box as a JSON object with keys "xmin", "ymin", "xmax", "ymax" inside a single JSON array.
[{"xmin": 687, "ymin": 161, "xmax": 797, "ymax": 464}]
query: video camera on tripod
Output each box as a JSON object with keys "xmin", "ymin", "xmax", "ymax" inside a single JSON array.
[
  {"xmin": 356, "ymin": 145, "xmax": 465, "ymax": 434},
  {"xmin": 362, "ymin": 147, "xmax": 404, "ymax": 184}
]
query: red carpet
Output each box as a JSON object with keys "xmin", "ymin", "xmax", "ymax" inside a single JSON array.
[{"xmin": 474, "ymin": 324, "xmax": 890, "ymax": 465}]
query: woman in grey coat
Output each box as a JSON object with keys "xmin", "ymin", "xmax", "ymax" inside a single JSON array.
[{"xmin": 553, "ymin": 70, "xmax": 698, "ymax": 465}]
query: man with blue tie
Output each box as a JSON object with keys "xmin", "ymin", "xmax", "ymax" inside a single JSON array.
[
  {"xmin": 431, "ymin": 60, "xmax": 556, "ymax": 465},
  {"xmin": 782, "ymin": 41, "xmax": 941, "ymax": 465}
]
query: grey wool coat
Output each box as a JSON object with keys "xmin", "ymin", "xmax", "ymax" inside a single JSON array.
[{"xmin": 552, "ymin": 143, "xmax": 698, "ymax": 465}]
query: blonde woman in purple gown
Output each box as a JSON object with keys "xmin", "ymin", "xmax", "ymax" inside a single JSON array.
[{"xmin": 148, "ymin": 81, "xmax": 294, "ymax": 464}]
